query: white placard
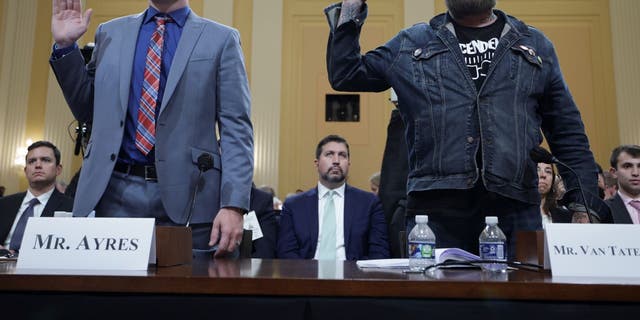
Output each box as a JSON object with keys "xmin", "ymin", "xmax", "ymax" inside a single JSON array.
[
  {"xmin": 545, "ymin": 223, "xmax": 640, "ymax": 278},
  {"xmin": 243, "ymin": 210, "xmax": 263, "ymax": 241},
  {"xmin": 16, "ymin": 217, "xmax": 155, "ymax": 271}
]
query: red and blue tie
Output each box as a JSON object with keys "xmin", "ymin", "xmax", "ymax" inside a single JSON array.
[{"xmin": 135, "ymin": 16, "xmax": 170, "ymax": 155}]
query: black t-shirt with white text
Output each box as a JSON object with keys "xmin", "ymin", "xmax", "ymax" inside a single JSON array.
[{"xmin": 452, "ymin": 14, "xmax": 505, "ymax": 91}]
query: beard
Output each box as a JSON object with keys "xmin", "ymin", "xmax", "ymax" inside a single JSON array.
[
  {"xmin": 445, "ymin": 0, "xmax": 496, "ymax": 19},
  {"xmin": 321, "ymin": 167, "xmax": 346, "ymax": 184}
]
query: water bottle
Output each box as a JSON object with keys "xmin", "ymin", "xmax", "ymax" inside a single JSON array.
[
  {"xmin": 478, "ymin": 216, "xmax": 507, "ymax": 272},
  {"xmin": 408, "ymin": 215, "xmax": 436, "ymax": 271}
]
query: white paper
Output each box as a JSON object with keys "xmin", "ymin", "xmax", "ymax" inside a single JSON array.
[
  {"xmin": 545, "ymin": 223, "xmax": 640, "ymax": 278},
  {"xmin": 17, "ymin": 217, "xmax": 155, "ymax": 271},
  {"xmin": 243, "ymin": 211, "xmax": 263, "ymax": 241},
  {"xmin": 356, "ymin": 258, "xmax": 409, "ymax": 269}
]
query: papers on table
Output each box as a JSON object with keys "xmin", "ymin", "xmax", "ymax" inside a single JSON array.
[
  {"xmin": 356, "ymin": 258, "xmax": 408, "ymax": 269},
  {"xmin": 357, "ymin": 248, "xmax": 480, "ymax": 269}
]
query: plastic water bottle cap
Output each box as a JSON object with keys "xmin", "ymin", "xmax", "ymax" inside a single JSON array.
[
  {"xmin": 415, "ymin": 215, "xmax": 429, "ymax": 224},
  {"xmin": 485, "ymin": 216, "xmax": 498, "ymax": 225}
]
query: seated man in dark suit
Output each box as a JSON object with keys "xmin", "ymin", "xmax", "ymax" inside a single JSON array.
[
  {"xmin": 605, "ymin": 145, "xmax": 640, "ymax": 224},
  {"xmin": 247, "ymin": 186, "xmax": 278, "ymax": 258},
  {"xmin": 277, "ymin": 135, "xmax": 389, "ymax": 260},
  {"xmin": 0, "ymin": 141, "xmax": 74, "ymax": 252}
]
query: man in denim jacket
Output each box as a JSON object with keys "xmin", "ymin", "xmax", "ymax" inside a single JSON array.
[{"xmin": 325, "ymin": 0, "xmax": 607, "ymax": 258}]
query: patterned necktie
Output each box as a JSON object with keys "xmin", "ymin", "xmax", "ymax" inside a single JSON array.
[
  {"xmin": 629, "ymin": 200, "xmax": 640, "ymax": 223},
  {"xmin": 318, "ymin": 190, "xmax": 336, "ymax": 260},
  {"xmin": 135, "ymin": 16, "xmax": 170, "ymax": 155},
  {"xmin": 9, "ymin": 198, "xmax": 40, "ymax": 251}
]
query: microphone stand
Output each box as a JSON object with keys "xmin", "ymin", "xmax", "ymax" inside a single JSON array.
[
  {"xmin": 530, "ymin": 147, "xmax": 594, "ymax": 223},
  {"xmin": 553, "ymin": 160, "xmax": 594, "ymax": 224},
  {"xmin": 185, "ymin": 154, "xmax": 214, "ymax": 227},
  {"xmin": 155, "ymin": 153, "xmax": 213, "ymax": 267}
]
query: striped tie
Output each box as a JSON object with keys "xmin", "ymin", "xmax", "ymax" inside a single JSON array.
[
  {"xmin": 9, "ymin": 198, "xmax": 40, "ymax": 251},
  {"xmin": 135, "ymin": 16, "xmax": 170, "ymax": 155}
]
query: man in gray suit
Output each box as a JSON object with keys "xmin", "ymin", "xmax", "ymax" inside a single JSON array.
[{"xmin": 49, "ymin": 0, "xmax": 253, "ymax": 256}]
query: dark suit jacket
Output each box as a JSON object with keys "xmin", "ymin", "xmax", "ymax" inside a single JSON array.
[
  {"xmin": 249, "ymin": 187, "xmax": 277, "ymax": 258},
  {"xmin": 0, "ymin": 189, "xmax": 74, "ymax": 244},
  {"xmin": 277, "ymin": 185, "xmax": 390, "ymax": 260},
  {"xmin": 378, "ymin": 108, "xmax": 409, "ymax": 257},
  {"xmin": 605, "ymin": 193, "xmax": 633, "ymax": 224}
]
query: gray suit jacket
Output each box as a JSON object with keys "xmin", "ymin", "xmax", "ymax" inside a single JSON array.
[{"xmin": 50, "ymin": 10, "xmax": 253, "ymax": 224}]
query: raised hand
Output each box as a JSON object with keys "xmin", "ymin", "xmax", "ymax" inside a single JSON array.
[
  {"xmin": 338, "ymin": 0, "xmax": 366, "ymax": 26},
  {"xmin": 51, "ymin": 0, "xmax": 93, "ymax": 48}
]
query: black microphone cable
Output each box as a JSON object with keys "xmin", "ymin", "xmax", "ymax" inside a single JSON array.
[{"xmin": 423, "ymin": 259, "xmax": 545, "ymax": 272}]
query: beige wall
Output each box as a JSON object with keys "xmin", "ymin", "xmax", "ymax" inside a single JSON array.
[
  {"xmin": 609, "ymin": 0, "xmax": 640, "ymax": 151},
  {"xmin": 0, "ymin": 0, "xmax": 637, "ymax": 196}
]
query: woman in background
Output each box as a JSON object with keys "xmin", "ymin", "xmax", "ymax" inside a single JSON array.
[{"xmin": 537, "ymin": 162, "xmax": 571, "ymax": 226}]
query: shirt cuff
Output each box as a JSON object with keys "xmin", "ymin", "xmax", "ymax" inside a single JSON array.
[{"xmin": 51, "ymin": 43, "xmax": 79, "ymax": 60}]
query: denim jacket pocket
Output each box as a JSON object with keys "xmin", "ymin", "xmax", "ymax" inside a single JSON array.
[
  {"xmin": 509, "ymin": 44, "xmax": 543, "ymax": 92},
  {"xmin": 411, "ymin": 46, "xmax": 449, "ymax": 86}
]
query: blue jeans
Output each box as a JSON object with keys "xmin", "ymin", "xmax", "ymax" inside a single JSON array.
[{"xmin": 406, "ymin": 183, "xmax": 541, "ymax": 260}]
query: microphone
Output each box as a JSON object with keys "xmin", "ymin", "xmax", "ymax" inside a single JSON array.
[
  {"xmin": 185, "ymin": 153, "xmax": 214, "ymax": 227},
  {"xmin": 529, "ymin": 146, "xmax": 593, "ymax": 223}
]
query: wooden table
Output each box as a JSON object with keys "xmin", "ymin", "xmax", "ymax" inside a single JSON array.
[{"xmin": 1, "ymin": 257, "xmax": 638, "ymax": 319}]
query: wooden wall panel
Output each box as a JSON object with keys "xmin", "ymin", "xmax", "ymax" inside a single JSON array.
[{"xmin": 279, "ymin": 0, "xmax": 404, "ymax": 196}]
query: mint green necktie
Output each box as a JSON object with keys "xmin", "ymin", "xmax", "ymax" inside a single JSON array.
[{"xmin": 318, "ymin": 190, "xmax": 336, "ymax": 260}]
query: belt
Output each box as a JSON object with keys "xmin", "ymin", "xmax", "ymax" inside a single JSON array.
[{"xmin": 114, "ymin": 162, "xmax": 157, "ymax": 181}]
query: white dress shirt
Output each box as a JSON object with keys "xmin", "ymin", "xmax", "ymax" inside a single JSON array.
[
  {"xmin": 3, "ymin": 187, "xmax": 55, "ymax": 248},
  {"xmin": 314, "ymin": 182, "xmax": 346, "ymax": 260}
]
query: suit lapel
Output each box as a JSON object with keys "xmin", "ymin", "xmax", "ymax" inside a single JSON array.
[
  {"xmin": 159, "ymin": 13, "xmax": 205, "ymax": 116},
  {"xmin": 41, "ymin": 190, "xmax": 63, "ymax": 218},
  {"xmin": 0, "ymin": 193, "xmax": 26, "ymax": 242},
  {"xmin": 343, "ymin": 185, "xmax": 354, "ymax": 254},
  {"xmin": 119, "ymin": 13, "xmax": 144, "ymax": 114},
  {"xmin": 309, "ymin": 188, "xmax": 319, "ymax": 254},
  {"xmin": 612, "ymin": 194, "xmax": 633, "ymax": 224}
]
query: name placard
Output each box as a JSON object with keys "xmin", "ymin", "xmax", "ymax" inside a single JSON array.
[
  {"xmin": 16, "ymin": 217, "xmax": 155, "ymax": 271},
  {"xmin": 544, "ymin": 224, "xmax": 640, "ymax": 278}
]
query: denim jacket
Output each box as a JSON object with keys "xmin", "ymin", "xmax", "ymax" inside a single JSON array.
[{"xmin": 325, "ymin": 3, "xmax": 605, "ymax": 214}]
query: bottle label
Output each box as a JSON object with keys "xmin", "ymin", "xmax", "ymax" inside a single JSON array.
[
  {"xmin": 408, "ymin": 242, "xmax": 435, "ymax": 259},
  {"xmin": 479, "ymin": 242, "xmax": 506, "ymax": 261}
]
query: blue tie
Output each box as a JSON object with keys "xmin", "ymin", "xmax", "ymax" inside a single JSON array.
[
  {"xmin": 9, "ymin": 198, "xmax": 40, "ymax": 251},
  {"xmin": 318, "ymin": 190, "xmax": 336, "ymax": 260}
]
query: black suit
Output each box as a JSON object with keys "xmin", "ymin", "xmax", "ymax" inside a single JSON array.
[
  {"xmin": 249, "ymin": 187, "xmax": 278, "ymax": 258},
  {"xmin": 605, "ymin": 193, "xmax": 634, "ymax": 224},
  {"xmin": 0, "ymin": 189, "xmax": 74, "ymax": 245}
]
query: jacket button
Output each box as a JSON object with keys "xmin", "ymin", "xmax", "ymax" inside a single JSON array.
[
  {"xmin": 467, "ymin": 136, "xmax": 474, "ymax": 144},
  {"xmin": 413, "ymin": 48, "xmax": 422, "ymax": 57},
  {"xmin": 110, "ymin": 154, "xmax": 116, "ymax": 161},
  {"xmin": 120, "ymin": 121, "xmax": 124, "ymax": 127}
]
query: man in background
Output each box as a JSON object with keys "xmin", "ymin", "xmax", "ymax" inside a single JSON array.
[
  {"xmin": 0, "ymin": 141, "xmax": 73, "ymax": 252},
  {"xmin": 605, "ymin": 145, "xmax": 640, "ymax": 224},
  {"xmin": 277, "ymin": 135, "xmax": 389, "ymax": 260}
]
